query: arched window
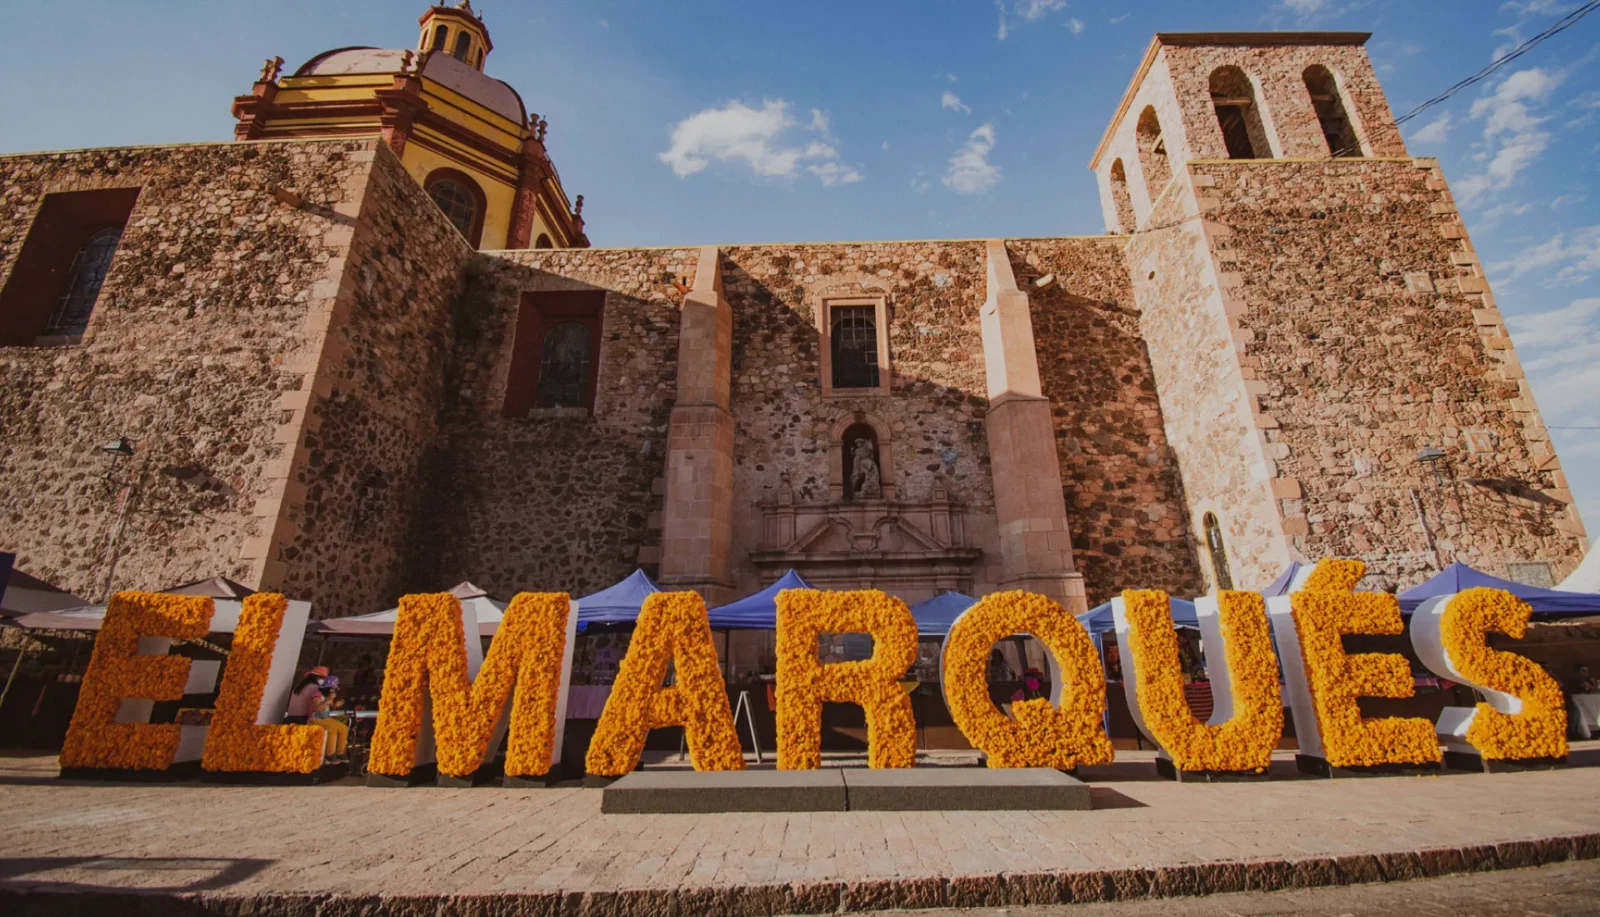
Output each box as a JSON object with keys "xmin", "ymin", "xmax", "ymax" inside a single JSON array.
[
  {"xmin": 830, "ymin": 305, "xmax": 880, "ymax": 390},
  {"xmin": 841, "ymin": 423, "xmax": 882, "ymax": 501},
  {"xmin": 1209, "ymin": 66, "xmax": 1271, "ymax": 160},
  {"xmin": 425, "ymin": 170, "xmax": 486, "ymax": 247},
  {"xmin": 535, "ymin": 233, "xmax": 554, "ymax": 249},
  {"xmin": 45, "ymin": 227, "xmax": 123, "ymax": 336},
  {"xmin": 535, "ymin": 321, "xmax": 593, "ymax": 409},
  {"xmin": 453, "ymin": 32, "xmax": 472, "ymax": 62},
  {"xmin": 1135, "ymin": 106, "xmax": 1171, "ymax": 205},
  {"xmin": 1304, "ymin": 65, "xmax": 1361, "ymax": 157},
  {"xmin": 431, "ymin": 25, "xmax": 449, "ymax": 52},
  {"xmin": 1202, "ymin": 512, "xmax": 1234, "ymax": 591},
  {"xmin": 1109, "ymin": 158, "xmax": 1136, "ymax": 233}
]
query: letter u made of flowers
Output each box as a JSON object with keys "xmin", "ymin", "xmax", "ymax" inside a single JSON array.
[
  {"xmin": 1113, "ymin": 590, "xmax": 1281, "ymax": 774},
  {"xmin": 586, "ymin": 592, "xmax": 744, "ymax": 776},
  {"xmin": 776, "ymin": 589, "xmax": 918, "ymax": 770},
  {"xmin": 201, "ymin": 593, "xmax": 325, "ymax": 774},
  {"xmin": 1266, "ymin": 559, "xmax": 1441, "ymax": 769},
  {"xmin": 1410, "ymin": 587, "xmax": 1566, "ymax": 763},
  {"xmin": 369, "ymin": 591, "xmax": 577, "ymax": 779},
  {"xmin": 940, "ymin": 591, "xmax": 1113, "ymax": 769},
  {"xmin": 60, "ymin": 591, "xmax": 215, "ymax": 771}
]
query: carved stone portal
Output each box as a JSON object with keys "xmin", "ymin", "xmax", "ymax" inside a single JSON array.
[{"xmin": 754, "ymin": 471, "xmax": 980, "ymax": 596}]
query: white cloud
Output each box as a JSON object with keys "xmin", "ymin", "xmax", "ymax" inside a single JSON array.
[
  {"xmin": 943, "ymin": 123, "xmax": 1001, "ymax": 194},
  {"xmin": 1455, "ymin": 68, "xmax": 1562, "ymax": 204},
  {"xmin": 995, "ymin": 0, "xmax": 1009, "ymax": 40},
  {"xmin": 1488, "ymin": 225, "xmax": 1600, "ymax": 287},
  {"xmin": 1501, "ymin": 0, "xmax": 1567, "ymax": 15},
  {"xmin": 910, "ymin": 173, "xmax": 931, "ymax": 194},
  {"xmin": 1410, "ymin": 113, "xmax": 1453, "ymax": 145},
  {"xmin": 659, "ymin": 100, "xmax": 863, "ymax": 186},
  {"xmin": 597, "ymin": 18, "xmax": 609, "ymax": 28},
  {"xmin": 941, "ymin": 91, "xmax": 971, "ymax": 114},
  {"xmin": 1549, "ymin": 193, "xmax": 1586, "ymax": 210},
  {"xmin": 1110, "ymin": 13, "xmax": 1129, "ymax": 24},
  {"xmin": 1067, "ymin": 17, "xmax": 1086, "ymax": 35},
  {"xmin": 1283, "ymin": 0, "xmax": 1327, "ymax": 13},
  {"xmin": 1474, "ymin": 200, "xmax": 1533, "ymax": 229},
  {"xmin": 1017, "ymin": 0, "xmax": 1066, "ymax": 19},
  {"xmin": 808, "ymin": 161, "xmax": 864, "ymax": 187},
  {"xmin": 881, "ymin": 140, "xmax": 890, "ymax": 151}
]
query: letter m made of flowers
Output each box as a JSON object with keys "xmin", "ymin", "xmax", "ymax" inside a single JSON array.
[{"xmin": 368, "ymin": 592, "xmax": 573, "ymax": 779}]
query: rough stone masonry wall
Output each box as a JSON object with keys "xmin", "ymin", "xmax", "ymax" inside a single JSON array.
[
  {"xmin": 0, "ymin": 140, "xmax": 374, "ymax": 599},
  {"xmin": 405, "ymin": 247, "xmax": 692, "ymax": 599},
  {"xmin": 720, "ymin": 242, "xmax": 1005, "ymax": 596},
  {"xmin": 1009, "ymin": 238, "xmax": 1205, "ymax": 604},
  {"xmin": 1199, "ymin": 159, "xmax": 1585, "ymax": 588},
  {"xmin": 273, "ymin": 145, "xmax": 471, "ymax": 617},
  {"xmin": 1128, "ymin": 182, "xmax": 1291, "ymax": 592}
]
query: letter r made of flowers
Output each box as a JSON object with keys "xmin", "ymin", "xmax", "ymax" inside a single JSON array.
[{"xmin": 776, "ymin": 589, "xmax": 917, "ymax": 770}]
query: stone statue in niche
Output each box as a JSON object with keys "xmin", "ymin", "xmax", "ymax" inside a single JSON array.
[{"xmin": 851, "ymin": 438, "xmax": 882, "ymax": 500}]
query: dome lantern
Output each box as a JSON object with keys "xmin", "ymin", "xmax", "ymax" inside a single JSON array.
[{"xmin": 418, "ymin": 1, "xmax": 492, "ymax": 72}]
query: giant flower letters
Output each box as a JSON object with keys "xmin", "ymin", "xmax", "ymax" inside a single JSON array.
[
  {"xmin": 940, "ymin": 591, "xmax": 1113, "ymax": 769},
  {"xmin": 587, "ymin": 591, "xmax": 744, "ymax": 775}
]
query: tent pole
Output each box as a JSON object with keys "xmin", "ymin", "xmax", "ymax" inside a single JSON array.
[{"xmin": 0, "ymin": 639, "xmax": 33, "ymax": 715}]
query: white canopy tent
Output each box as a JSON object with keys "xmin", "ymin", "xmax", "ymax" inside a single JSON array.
[{"xmin": 308, "ymin": 582, "xmax": 507, "ymax": 637}]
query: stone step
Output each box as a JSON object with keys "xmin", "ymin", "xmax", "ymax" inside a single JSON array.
[{"xmin": 600, "ymin": 766, "xmax": 1090, "ymax": 813}]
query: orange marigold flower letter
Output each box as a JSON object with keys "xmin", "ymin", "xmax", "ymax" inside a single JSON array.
[
  {"xmin": 587, "ymin": 592, "xmax": 744, "ymax": 775},
  {"xmin": 1411, "ymin": 587, "xmax": 1566, "ymax": 763},
  {"xmin": 1267, "ymin": 558, "xmax": 1441, "ymax": 770},
  {"xmin": 369, "ymin": 591, "xmax": 577, "ymax": 779},
  {"xmin": 940, "ymin": 591, "xmax": 1112, "ymax": 769},
  {"xmin": 1113, "ymin": 590, "xmax": 1281, "ymax": 774},
  {"xmin": 777, "ymin": 589, "xmax": 917, "ymax": 769},
  {"xmin": 201, "ymin": 593, "xmax": 324, "ymax": 774},
  {"xmin": 61, "ymin": 591, "xmax": 215, "ymax": 772}
]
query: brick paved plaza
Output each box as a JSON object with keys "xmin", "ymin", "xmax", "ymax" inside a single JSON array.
[{"xmin": 1, "ymin": 747, "xmax": 1597, "ymax": 914}]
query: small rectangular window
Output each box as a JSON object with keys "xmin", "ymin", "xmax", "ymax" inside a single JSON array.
[
  {"xmin": 503, "ymin": 290, "xmax": 604, "ymax": 417},
  {"xmin": 0, "ymin": 187, "xmax": 140, "ymax": 346},
  {"xmin": 818, "ymin": 296, "xmax": 890, "ymax": 398}
]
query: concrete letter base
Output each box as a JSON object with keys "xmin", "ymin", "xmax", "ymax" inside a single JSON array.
[
  {"xmin": 602, "ymin": 769, "xmax": 847, "ymax": 813},
  {"xmin": 1153, "ymin": 757, "xmax": 1269, "ymax": 783},
  {"xmin": 1294, "ymin": 755, "xmax": 1441, "ymax": 779},
  {"xmin": 601, "ymin": 767, "xmax": 1091, "ymax": 813},
  {"xmin": 842, "ymin": 767, "xmax": 1090, "ymax": 811},
  {"xmin": 1443, "ymin": 751, "xmax": 1568, "ymax": 774}
]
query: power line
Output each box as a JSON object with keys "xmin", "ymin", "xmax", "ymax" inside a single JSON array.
[{"xmin": 1394, "ymin": 0, "xmax": 1600, "ymax": 126}]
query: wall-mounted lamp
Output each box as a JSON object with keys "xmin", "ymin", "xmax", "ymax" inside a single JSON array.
[{"xmin": 1416, "ymin": 444, "xmax": 1448, "ymax": 487}]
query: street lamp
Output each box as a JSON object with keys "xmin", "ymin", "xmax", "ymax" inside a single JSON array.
[
  {"xmin": 97, "ymin": 437, "xmax": 139, "ymax": 601},
  {"xmin": 1413, "ymin": 445, "xmax": 1450, "ymax": 570},
  {"xmin": 1416, "ymin": 445, "xmax": 1448, "ymax": 487}
]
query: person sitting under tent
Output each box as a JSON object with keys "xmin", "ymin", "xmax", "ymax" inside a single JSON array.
[{"xmin": 285, "ymin": 666, "xmax": 348, "ymax": 763}]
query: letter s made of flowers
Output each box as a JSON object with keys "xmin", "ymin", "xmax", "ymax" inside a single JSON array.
[{"xmin": 1410, "ymin": 587, "xmax": 1566, "ymax": 762}]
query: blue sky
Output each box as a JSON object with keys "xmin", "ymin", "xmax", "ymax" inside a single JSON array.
[{"xmin": 3, "ymin": 0, "xmax": 1597, "ymax": 559}]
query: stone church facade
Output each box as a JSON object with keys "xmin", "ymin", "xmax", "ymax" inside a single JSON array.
[{"xmin": 0, "ymin": 19, "xmax": 1586, "ymax": 618}]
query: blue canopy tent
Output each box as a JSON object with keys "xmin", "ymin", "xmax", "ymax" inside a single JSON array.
[
  {"xmin": 1076, "ymin": 596, "xmax": 1200, "ymax": 636},
  {"xmin": 1399, "ymin": 561, "xmax": 1600, "ymax": 616},
  {"xmin": 575, "ymin": 569, "xmax": 661, "ymax": 627},
  {"xmin": 908, "ymin": 592, "xmax": 977, "ymax": 637},
  {"xmin": 706, "ymin": 569, "xmax": 817, "ymax": 630}
]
